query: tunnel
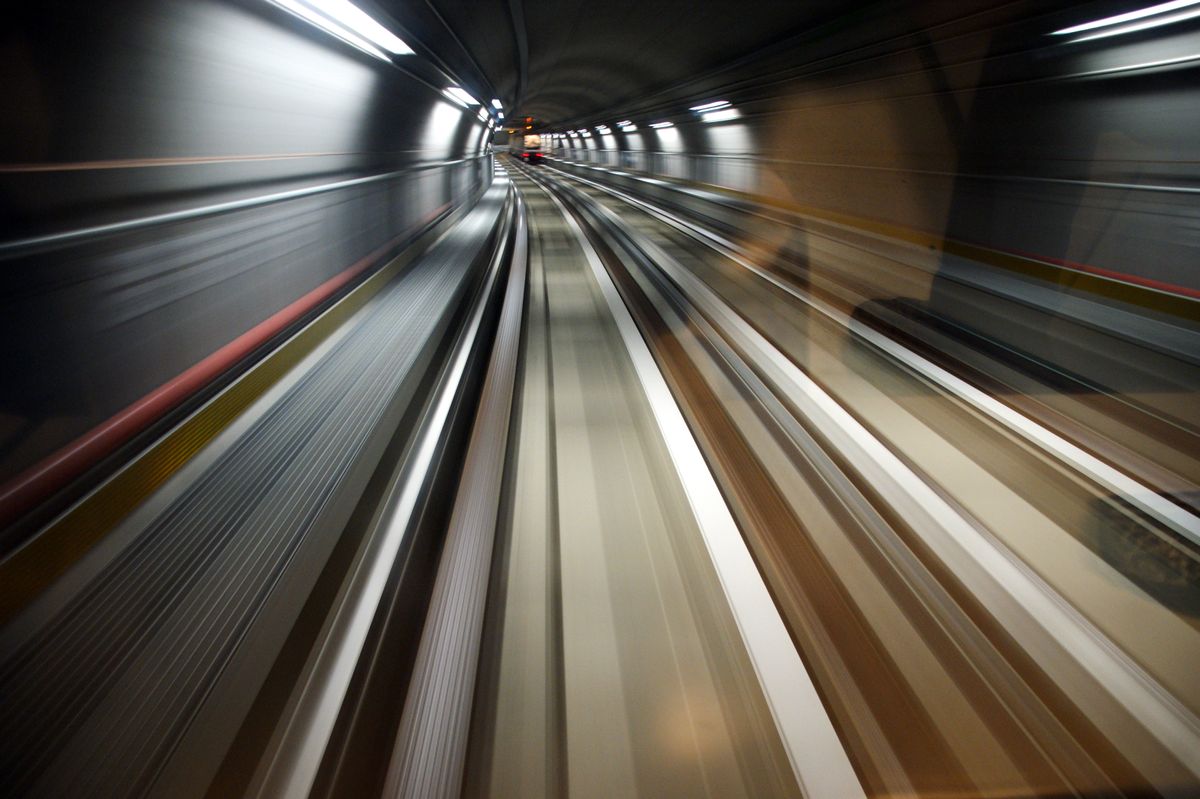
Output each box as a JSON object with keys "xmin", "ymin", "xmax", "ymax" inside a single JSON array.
[{"xmin": 1, "ymin": 1, "xmax": 1198, "ymax": 796}]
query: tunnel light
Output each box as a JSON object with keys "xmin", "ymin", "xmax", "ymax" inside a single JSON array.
[
  {"xmin": 477, "ymin": 107, "xmax": 489, "ymax": 122},
  {"xmin": 649, "ymin": 121, "xmax": 674, "ymax": 129},
  {"xmin": 701, "ymin": 107, "xmax": 741, "ymax": 123},
  {"xmin": 1065, "ymin": 5, "xmax": 1200, "ymax": 41},
  {"xmin": 616, "ymin": 120, "xmax": 637, "ymax": 131},
  {"xmin": 491, "ymin": 98, "xmax": 503, "ymax": 110},
  {"xmin": 443, "ymin": 86, "xmax": 480, "ymax": 107},
  {"xmin": 270, "ymin": 0, "xmax": 386, "ymax": 59},
  {"xmin": 690, "ymin": 100, "xmax": 730, "ymax": 113},
  {"xmin": 1052, "ymin": 0, "xmax": 1200, "ymax": 36},
  {"xmin": 595, "ymin": 125, "xmax": 611, "ymax": 134},
  {"xmin": 269, "ymin": 0, "xmax": 412, "ymax": 59}
]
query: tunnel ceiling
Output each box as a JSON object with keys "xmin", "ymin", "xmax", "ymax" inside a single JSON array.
[{"xmin": 380, "ymin": 0, "xmax": 853, "ymax": 125}]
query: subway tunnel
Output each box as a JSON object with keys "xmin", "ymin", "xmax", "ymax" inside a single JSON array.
[{"xmin": 1, "ymin": 0, "xmax": 1199, "ymax": 796}]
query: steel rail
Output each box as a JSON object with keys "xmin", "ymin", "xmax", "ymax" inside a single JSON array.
[{"xmin": 515, "ymin": 161, "xmax": 867, "ymax": 799}]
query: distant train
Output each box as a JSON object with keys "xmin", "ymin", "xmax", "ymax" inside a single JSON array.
[{"xmin": 520, "ymin": 134, "xmax": 544, "ymax": 163}]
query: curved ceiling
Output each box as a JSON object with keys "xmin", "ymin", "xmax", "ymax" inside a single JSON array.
[{"xmin": 378, "ymin": 0, "xmax": 851, "ymax": 125}]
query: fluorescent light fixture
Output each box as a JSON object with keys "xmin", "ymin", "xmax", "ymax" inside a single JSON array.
[
  {"xmin": 701, "ymin": 107, "xmax": 741, "ymax": 123},
  {"xmin": 269, "ymin": 0, "xmax": 412, "ymax": 59},
  {"xmin": 1052, "ymin": 0, "xmax": 1200, "ymax": 34},
  {"xmin": 1066, "ymin": 5, "xmax": 1200, "ymax": 41},
  {"xmin": 616, "ymin": 120, "xmax": 637, "ymax": 131},
  {"xmin": 649, "ymin": 121, "xmax": 674, "ymax": 129},
  {"xmin": 491, "ymin": 98, "xmax": 503, "ymax": 109},
  {"xmin": 477, "ymin": 107, "xmax": 489, "ymax": 122},
  {"xmin": 443, "ymin": 86, "xmax": 479, "ymax": 107},
  {"xmin": 595, "ymin": 125, "xmax": 611, "ymax": 134},
  {"xmin": 690, "ymin": 100, "xmax": 730, "ymax": 112},
  {"xmin": 271, "ymin": 0, "xmax": 386, "ymax": 59}
]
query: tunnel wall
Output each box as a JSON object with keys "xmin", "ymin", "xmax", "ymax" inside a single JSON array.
[
  {"xmin": 0, "ymin": 0, "xmax": 495, "ymax": 485},
  {"xmin": 545, "ymin": 3, "xmax": 1199, "ymax": 434},
  {"xmin": 550, "ymin": 3, "xmax": 1200, "ymax": 297}
]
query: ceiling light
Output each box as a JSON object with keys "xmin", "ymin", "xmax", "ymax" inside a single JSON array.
[
  {"xmin": 491, "ymin": 98, "xmax": 503, "ymax": 109},
  {"xmin": 1052, "ymin": 0, "xmax": 1200, "ymax": 34},
  {"xmin": 690, "ymin": 100, "xmax": 730, "ymax": 112},
  {"xmin": 1064, "ymin": 4, "xmax": 1200, "ymax": 41},
  {"xmin": 269, "ymin": 0, "xmax": 412, "ymax": 59},
  {"xmin": 595, "ymin": 125, "xmax": 611, "ymax": 134},
  {"xmin": 701, "ymin": 107, "xmax": 740, "ymax": 123},
  {"xmin": 649, "ymin": 121, "xmax": 673, "ymax": 129},
  {"xmin": 443, "ymin": 86, "xmax": 479, "ymax": 107}
]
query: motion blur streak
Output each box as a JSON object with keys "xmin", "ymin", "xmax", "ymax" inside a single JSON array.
[{"xmin": 1, "ymin": 1, "xmax": 1198, "ymax": 798}]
